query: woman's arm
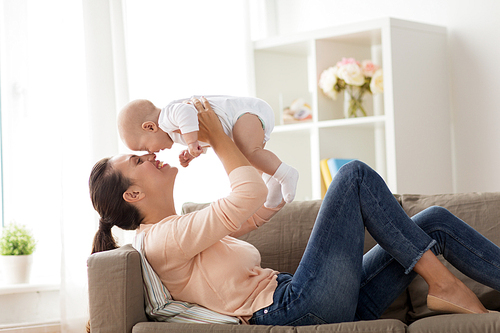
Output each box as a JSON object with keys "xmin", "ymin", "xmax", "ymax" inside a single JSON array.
[
  {"xmin": 193, "ymin": 97, "xmax": 251, "ymax": 175},
  {"xmin": 192, "ymin": 97, "xmax": 287, "ymax": 238},
  {"xmin": 228, "ymin": 200, "xmax": 285, "ymax": 238}
]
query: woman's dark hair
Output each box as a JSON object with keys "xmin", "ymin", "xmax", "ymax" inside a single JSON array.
[
  {"xmin": 88, "ymin": 157, "xmax": 144, "ymax": 254},
  {"xmin": 87, "ymin": 157, "xmax": 144, "ymax": 332}
]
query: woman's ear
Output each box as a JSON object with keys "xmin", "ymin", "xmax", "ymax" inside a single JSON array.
[
  {"xmin": 142, "ymin": 121, "xmax": 158, "ymax": 132},
  {"xmin": 123, "ymin": 187, "xmax": 145, "ymax": 203}
]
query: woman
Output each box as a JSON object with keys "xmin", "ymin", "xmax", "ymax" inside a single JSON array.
[{"xmin": 89, "ymin": 97, "xmax": 500, "ymax": 326}]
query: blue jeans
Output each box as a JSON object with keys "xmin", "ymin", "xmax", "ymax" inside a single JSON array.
[{"xmin": 249, "ymin": 160, "xmax": 500, "ymax": 326}]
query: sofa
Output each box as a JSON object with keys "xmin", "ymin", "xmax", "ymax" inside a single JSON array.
[{"xmin": 87, "ymin": 192, "xmax": 500, "ymax": 332}]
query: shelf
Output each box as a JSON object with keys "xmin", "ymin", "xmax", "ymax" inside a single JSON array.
[
  {"xmin": 253, "ymin": 18, "xmax": 387, "ymax": 52},
  {"xmin": 253, "ymin": 18, "xmax": 446, "ymax": 52},
  {"xmin": 0, "ymin": 282, "xmax": 60, "ymax": 295},
  {"xmin": 254, "ymin": 18, "xmax": 453, "ymax": 197},
  {"xmin": 274, "ymin": 116, "xmax": 385, "ymax": 133},
  {"xmin": 317, "ymin": 115, "xmax": 385, "ymax": 129},
  {"xmin": 274, "ymin": 122, "xmax": 314, "ymax": 133}
]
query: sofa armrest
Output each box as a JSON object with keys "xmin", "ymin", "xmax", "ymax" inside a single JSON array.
[{"xmin": 87, "ymin": 244, "xmax": 147, "ymax": 333}]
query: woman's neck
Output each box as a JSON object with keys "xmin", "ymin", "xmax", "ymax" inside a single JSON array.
[{"xmin": 139, "ymin": 198, "xmax": 177, "ymax": 225}]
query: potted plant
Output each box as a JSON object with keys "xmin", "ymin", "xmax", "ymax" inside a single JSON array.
[{"xmin": 0, "ymin": 223, "xmax": 36, "ymax": 284}]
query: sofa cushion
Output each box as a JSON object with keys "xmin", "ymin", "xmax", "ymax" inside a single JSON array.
[
  {"xmin": 295, "ymin": 319, "xmax": 407, "ymax": 332},
  {"xmin": 133, "ymin": 319, "xmax": 407, "ymax": 333},
  {"xmin": 133, "ymin": 322, "xmax": 297, "ymax": 332},
  {"xmin": 407, "ymin": 313, "xmax": 500, "ymax": 333},
  {"xmin": 400, "ymin": 193, "xmax": 500, "ymax": 321},
  {"xmin": 132, "ymin": 232, "xmax": 240, "ymax": 324}
]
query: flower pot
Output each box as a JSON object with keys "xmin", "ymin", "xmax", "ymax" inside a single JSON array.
[{"xmin": 0, "ymin": 254, "xmax": 33, "ymax": 284}]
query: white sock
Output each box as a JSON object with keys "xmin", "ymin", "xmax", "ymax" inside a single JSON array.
[
  {"xmin": 262, "ymin": 173, "xmax": 283, "ymax": 208},
  {"xmin": 273, "ymin": 163, "xmax": 299, "ymax": 203}
]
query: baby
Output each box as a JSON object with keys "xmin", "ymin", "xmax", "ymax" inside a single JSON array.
[{"xmin": 117, "ymin": 95, "xmax": 299, "ymax": 207}]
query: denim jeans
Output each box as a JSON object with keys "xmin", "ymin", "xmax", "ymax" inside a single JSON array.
[{"xmin": 249, "ymin": 160, "xmax": 500, "ymax": 326}]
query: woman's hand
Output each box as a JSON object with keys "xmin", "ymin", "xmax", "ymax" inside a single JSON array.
[
  {"xmin": 190, "ymin": 97, "xmax": 251, "ymax": 174},
  {"xmin": 191, "ymin": 97, "xmax": 225, "ymax": 145}
]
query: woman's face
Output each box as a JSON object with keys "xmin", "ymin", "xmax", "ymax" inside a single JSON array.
[{"xmin": 110, "ymin": 153, "xmax": 178, "ymax": 198}]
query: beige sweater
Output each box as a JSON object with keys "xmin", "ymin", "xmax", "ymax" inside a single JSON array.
[{"xmin": 139, "ymin": 166, "xmax": 285, "ymax": 320}]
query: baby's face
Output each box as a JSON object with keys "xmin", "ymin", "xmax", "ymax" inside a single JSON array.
[{"xmin": 126, "ymin": 131, "xmax": 174, "ymax": 154}]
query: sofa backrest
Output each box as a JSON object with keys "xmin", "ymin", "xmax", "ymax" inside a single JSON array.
[
  {"xmin": 181, "ymin": 197, "xmax": 403, "ymax": 274},
  {"xmin": 238, "ymin": 200, "xmax": 322, "ymax": 274},
  {"xmin": 182, "ymin": 201, "xmax": 325, "ymax": 273}
]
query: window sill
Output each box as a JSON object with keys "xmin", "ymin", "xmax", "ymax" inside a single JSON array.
[
  {"xmin": 0, "ymin": 282, "xmax": 60, "ymax": 295},
  {"xmin": 0, "ymin": 321, "xmax": 60, "ymax": 332}
]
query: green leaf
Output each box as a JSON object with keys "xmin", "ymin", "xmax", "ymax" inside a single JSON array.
[{"xmin": 0, "ymin": 223, "xmax": 37, "ymax": 255}]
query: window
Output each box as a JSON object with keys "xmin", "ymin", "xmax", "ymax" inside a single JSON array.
[
  {"xmin": 0, "ymin": 0, "xmax": 88, "ymax": 284},
  {"xmin": 0, "ymin": 0, "xmax": 253, "ymax": 285}
]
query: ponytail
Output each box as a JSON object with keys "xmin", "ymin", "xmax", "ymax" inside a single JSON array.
[
  {"xmin": 89, "ymin": 157, "xmax": 143, "ymax": 254},
  {"xmin": 91, "ymin": 218, "xmax": 118, "ymax": 254}
]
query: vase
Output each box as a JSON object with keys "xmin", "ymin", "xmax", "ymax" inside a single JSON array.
[
  {"xmin": 343, "ymin": 86, "xmax": 367, "ymax": 118},
  {"xmin": 0, "ymin": 254, "xmax": 33, "ymax": 284}
]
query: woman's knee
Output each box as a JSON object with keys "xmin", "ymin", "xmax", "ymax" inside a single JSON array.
[
  {"xmin": 423, "ymin": 206, "xmax": 453, "ymax": 219},
  {"xmin": 341, "ymin": 160, "xmax": 366, "ymax": 171},
  {"xmin": 412, "ymin": 206, "xmax": 455, "ymax": 231},
  {"xmin": 336, "ymin": 160, "xmax": 368, "ymax": 178},
  {"xmin": 327, "ymin": 160, "xmax": 376, "ymax": 191}
]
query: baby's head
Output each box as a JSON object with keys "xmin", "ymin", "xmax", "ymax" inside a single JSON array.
[{"xmin": 117, "ymin": 99, "xmax": 173, "ymax": 153}]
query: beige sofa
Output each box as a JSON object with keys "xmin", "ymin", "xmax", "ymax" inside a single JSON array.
[{"xmin": 87, "ymin": 192, "xmax": 500, "ymax": 332}]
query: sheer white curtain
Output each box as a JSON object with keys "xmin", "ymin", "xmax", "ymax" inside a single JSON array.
[
  {"xmin": 0, "ymin": 0, "xmax": 94, "ymax": 331},
  {"xmin": 0, "ymin": 0, "xmax": 73, "ymax": 286},
  {"xmin": 60, "ymin": 0, "xmax": 125, "ymax": 331}
]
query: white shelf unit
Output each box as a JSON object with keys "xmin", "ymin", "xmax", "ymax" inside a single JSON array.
[{"xmin": 252, "ymin": 18, "xmax": 453, "ymax": 200}]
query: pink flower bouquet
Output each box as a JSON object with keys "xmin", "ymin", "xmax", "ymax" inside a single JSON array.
[{"xmin": 318, "ymin": 58, "xmax": 383, "ymax": 117}]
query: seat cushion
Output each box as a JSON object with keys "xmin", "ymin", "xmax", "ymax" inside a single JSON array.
[
  {"xmin": 407, "ymin": 313, "xmax": 500, "ymax": 333},
  {"xmin": 133, "ymin": 319, "xmax": 407, "ymax": 333}
]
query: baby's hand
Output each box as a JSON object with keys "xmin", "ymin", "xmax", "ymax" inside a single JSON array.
[
  {"xmin": 179, "ymin": 150, "xmax": 195, "ymax": 167},
  {"xmin": 187, "ymin": 141, "xmax": 203, "ymax": 158}
]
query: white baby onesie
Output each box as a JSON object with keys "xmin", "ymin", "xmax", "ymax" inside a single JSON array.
[{"xmin": 158, "ymin": 95, "xmax": 275, "ymax": 147}]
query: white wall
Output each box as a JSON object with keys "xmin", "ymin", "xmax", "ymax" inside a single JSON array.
[{"xmin": 264, "ymin": 0, "xmax": 500, "ymax": 193}]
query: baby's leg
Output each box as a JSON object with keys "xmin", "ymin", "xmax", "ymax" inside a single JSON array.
[
  {"xmin": 233, "ymin": 114, "xmax": 298, "ymax": 204},
  {"xmin": 233, "ymin": 114, "xmax": 279, "ymax": 174}
]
